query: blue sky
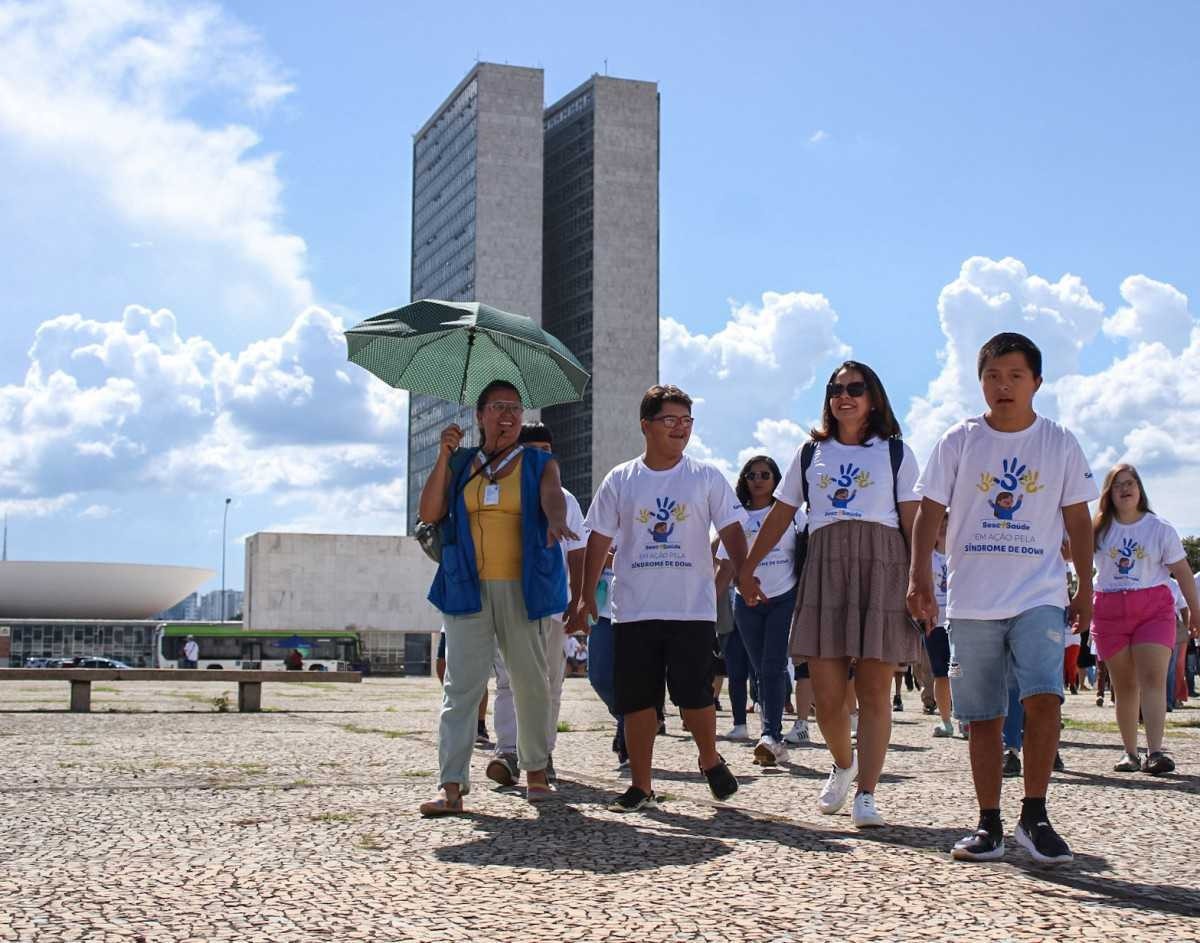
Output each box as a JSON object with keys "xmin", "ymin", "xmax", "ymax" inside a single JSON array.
[{"xmin": 2, "ymin": 0, "xmax": 1199, "ymax": 592}]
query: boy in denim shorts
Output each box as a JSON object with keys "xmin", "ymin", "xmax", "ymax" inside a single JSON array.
[{"xmin": 907, "ymin": 333, "xmax": 1097, "ymax": 865}]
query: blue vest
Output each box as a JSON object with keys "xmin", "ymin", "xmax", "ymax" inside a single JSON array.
[{"xmin": 427, "ymin": 447, "xmax": 568, "ymax": 620}]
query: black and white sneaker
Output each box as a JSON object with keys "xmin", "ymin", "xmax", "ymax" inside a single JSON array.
[
  {"xmin": 951, "ymin": 828, "xmax": 1005, "ymax": 862},
  {"xmin": 608, "ymin": 786, "xmax": 658, "ymax": 813},
  {"xmin": 1144, "ymin": 751, "xmax": 1176, "ymax": 775},
  {"xmin": 1015, "ymin": 820, "xmax": 1073, "ymax": 865}
]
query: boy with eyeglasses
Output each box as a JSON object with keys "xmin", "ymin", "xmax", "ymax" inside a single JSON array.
[
  {"xmin": 907, "ymin": 332, "xmax": 1097, "ymax": 865},
  {"xmin": 571, "ymin": 384, "xmax": 749, "ymax": 812}
]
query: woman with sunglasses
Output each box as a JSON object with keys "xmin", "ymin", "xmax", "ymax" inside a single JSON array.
[
  {"xmin": 717, "ymin": 455, "xmax": 806, "ymax": 765},
  {"xmin": 417, "ymin": 380, "xmax": 579, "ymax": 816},
  {"xmin": 738, "ymin": 362, "xmax": 922, "ymax": 827}
]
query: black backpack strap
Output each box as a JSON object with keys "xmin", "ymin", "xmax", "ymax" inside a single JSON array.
[
  {"xmin": 799, "ymin": 440, "xmax": 817, "ymax": 511},
  {"xmin": 888, "ymin": 437, "xmax": 904, "ymax": 514}
]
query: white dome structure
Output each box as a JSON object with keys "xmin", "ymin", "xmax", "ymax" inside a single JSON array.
[{"xmin": 0, "ymin": 562, "xmax": 215, "ymax": 619}]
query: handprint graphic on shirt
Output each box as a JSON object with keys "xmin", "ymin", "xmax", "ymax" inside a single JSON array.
[
  {"xmin": 1111, "ymin": 538, "xmax": 1145, "ymax": 576},
  {"xmin": 977, "ymin": 472, "xmax": 996, "ymax": 493},
  {"xmin": 818, "ymin": 473, "xmax": 832, "ymax": 490},
  {"xmin": 671, "ymin": 502, "xmax": 689, "ymax": 523},
  {"xmin": 1019, "ymin": 469, "xmax": 1045, "ymax": 494},
  {"xmin": 836, "ymin": 463, "xmax": 861, "ymax": 489},
  {"xmin": 854, "ymin": 468, "xmax": 874, "ymax": 489},
  {"xmin": 996, "ymin": 457, "xmax": 1027, "ymax": 493}
]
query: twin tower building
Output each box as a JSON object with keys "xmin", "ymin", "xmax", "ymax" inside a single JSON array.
[{"xmin": 406, "ymin": 63, "xmax": 661, "ymax": 529}]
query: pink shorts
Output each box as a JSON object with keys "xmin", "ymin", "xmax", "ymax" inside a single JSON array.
[{"xmin": 1091, "ymin": 584, "xmax": 1177, "ymax": 661}]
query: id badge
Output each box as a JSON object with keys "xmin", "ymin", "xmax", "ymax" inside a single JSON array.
[{"xmin": 483, "ymin": 482, "xmax": 500, "ymax": 506}]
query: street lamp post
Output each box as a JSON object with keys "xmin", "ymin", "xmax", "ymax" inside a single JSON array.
[{"xmin": 221, "ymin": 497, "xmax": 232, "ymax": 622}]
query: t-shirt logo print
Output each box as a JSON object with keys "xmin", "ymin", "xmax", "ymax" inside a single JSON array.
[
  {"xmin": 1110, "ymin": 538, "xmax": 1146, "ymax": 577},
  {"xmin": 819, "ymin": 463, "xmax": 872, "ymax": 509},
  {"xmin": 637, "ymin": 497, "xmax": 689, "ymax": 543},
  {"xmin": 977, "ymin": 456, "xmax": 1044, "ymax": 523}
]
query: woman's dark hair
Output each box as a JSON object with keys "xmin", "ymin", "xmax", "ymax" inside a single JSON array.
[
  {"xmin": 475, "ymin": 380, "xmax": 521, "ymax": 448},
  {"xmin": 736, "ymin": 455, "xmax": 781, "ymax": 507},
  {"xmin": 977, "ymin": 332, "xmax": 1043, "ymax": 380},
  {"xmin": 1093, "ymin": 463, "xmax": 1152, "ymax": 551},
  {"xmin": 518, "ymin": 422, "xmax": 553, "ymax": 448},
  {"xmin": 811, "ymin": 360, "xmax": 901, "ymax": 444},
  {"xmin": 640, "ymin": 384, "xmax": 693, "ymax": 422}
]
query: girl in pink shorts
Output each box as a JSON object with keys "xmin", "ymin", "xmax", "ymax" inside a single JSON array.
[{"xmin": 1092, "ymin": 464, "xmax": 1200, "ymax": 775}]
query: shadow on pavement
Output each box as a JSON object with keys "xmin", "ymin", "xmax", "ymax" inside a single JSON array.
[
  {"xmin": 433, "ymin": 780, "xmax": 849, "ymax": 874},
  {"xmin": 1057, "ymin": 768, "xmax": 1200, "ymax": 795}
]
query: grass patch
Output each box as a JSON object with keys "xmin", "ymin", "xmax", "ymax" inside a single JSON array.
[
  {"xmin": 233, "ymin": 817, "xmax": 268, "ymax": 826},
  {"xmin": 93, "ymin": 686, "xmax": 120, "ymax": 693},
  {"xmin": 57, "ymin": 761, "xmax": 82, "ymax": 769},
  {"xmin": 556, "ymin": 720, "xmax": 572, "ymax": 733},
  {"xmin": 1062, "ymin": 718, "xmax": 1121, "ymax": 734},
  {"xmin": 210, "ymin": 693, "xmax": 231, "ymax": 712},
  {"xmin": 236, "ymin": 762, "xmax": 268, "ymax": 775},
  {"xmin": 354, "ymin": 833, "xmax": 387, "ymax": 850},
  {"xmin": 309, "ymin": 811, "xmax": 354, "ymax": 824},
  {"xmin": 399, "ymin": 769, "xmax": 434, "ymax": 778},
  {"xmin": 66, "ymin": 740, "xmax": 97, "ymax": 747},
  {"xmin": 339, "ymin": 723, "xmax": 421, "ymax": 739},
  {"xmin": 1169, "ymin": 718, "xmax": 1200, "ymax": 729}
]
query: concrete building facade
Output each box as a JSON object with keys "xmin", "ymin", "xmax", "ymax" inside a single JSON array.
[
  {"xmin": 406, "ymin": 64, "xmax": 545, "ymax": 532},
  {"xmin": 406, "ymin": 64, "xmax": 659, "ymax": 525},
  {"xmin": 243, "ymin": 532, "xmax": 441, "ymax": 673},
  {"xmin": 543, "ymin": 76, "xmax": 660, "ymax": 506}
]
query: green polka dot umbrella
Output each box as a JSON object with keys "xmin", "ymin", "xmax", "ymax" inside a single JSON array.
[{"xmin": 344, "ymin": 299, "xmax": 590, "ymax": 407}]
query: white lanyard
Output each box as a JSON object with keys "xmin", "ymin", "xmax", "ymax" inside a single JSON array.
[{"xmin": 475, "ymin": 446, "xmax": 523, "ymax": 483}]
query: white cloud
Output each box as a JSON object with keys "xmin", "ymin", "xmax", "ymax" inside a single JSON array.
[
  {"xmin": 808, "ymin": 129, "xmax": 830, "ymax": 146},
  {"xmin": 0, "ymin": 304, "xmax": 406, "ymax": 510},
  {"xmin": 663, "ymin": 290, "xmax": 851, "ymax": 471},
  {"xmin": 0, "ymin": 495, "xmax": 77, "ymax": 518},
  {"xmin": 0, "ymin": 0, "xmax": 311, "ymax": 320},
  {"xmin": 1102, "ymin": 275, "xmax": 1193, "ymax": 354},
  {"xmin": 79, "ymin": 504, "xmax": 116, "ymax": 519}
]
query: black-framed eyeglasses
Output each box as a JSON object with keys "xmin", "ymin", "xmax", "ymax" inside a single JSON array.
[
  {"xmin": 827, "ymin": 381, "xmax": 867, "ymax": 399},
  {"xmin": 744, "ymin": 471, "xmax": 775, "ymax": 481},
  {"xmin": 648, "ymin": 415, "xmax": 694, "ymax": 429}
]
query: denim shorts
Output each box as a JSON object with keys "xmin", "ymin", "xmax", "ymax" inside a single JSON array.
[{"xmin": 947, "ymin": 605, "xmax": 1065, "ymax": 723}]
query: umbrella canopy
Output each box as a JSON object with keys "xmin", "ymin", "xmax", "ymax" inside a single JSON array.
[{"xmin": 344, "ymin": 299, "xmax": 590, "ymax": 408}]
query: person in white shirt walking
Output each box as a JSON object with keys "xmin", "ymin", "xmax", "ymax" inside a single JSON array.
[
  {"xmin": 1090, "ymin": 463, "xmax": 1200, "ymax": 774},
  {"xmin": 180, "ymin": 635, "xmax": 199, "ymax": 669},
  {"xmin": 571, "ymin": 385, "xmax": 749, "ymax": 812},
  {"xmin": 908, "ymin": 332, "xmax": 1098, "ymax": 865},
  {"xmin": 739, "ymin": 361, "xmax": 923, "ymax": 829}
]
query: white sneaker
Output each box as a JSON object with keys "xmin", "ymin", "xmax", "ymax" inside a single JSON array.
[
  {"xmin": 932, "ymin": 720, "xmax": 954, "ymax": 738},
  {"xmin": 725, "ymin": 724, "xmax": 749, "ymax": 740},
  {"xmin": 851, "ymin": 791, "xmax": 886, "ymax": 828},
  {"xmin": 783, "ymin": 719, "xmax": 810, "ymax": 745},
  {"xmin": 817, "ymin": 751, "xmax": 858, "ymax": 814},
  {"xmin": 753, "ymin": 735, "xmax": 789, "ymax": 766},
  {"xmin": 849, "ymin": 711, "xmax": 859, "ymax": 738}
]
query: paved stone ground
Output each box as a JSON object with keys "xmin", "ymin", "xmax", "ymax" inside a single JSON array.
[{"xmin": 0, "ymin": 676, "xmax": 1197, "ymax": 942}]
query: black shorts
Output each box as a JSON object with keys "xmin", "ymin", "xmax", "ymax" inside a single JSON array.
[
  {"xmin": 614, "ymin": 620, "xmax": 716, "ymax": 714},
  {"xmin": 923, "ymin": 625, "xmax": 950, "ymax": 678},
  {"xmin": 792, "ymin": 661, "xmax": 854, "ymax": 680}
]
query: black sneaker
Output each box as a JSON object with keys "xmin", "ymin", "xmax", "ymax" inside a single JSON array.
[
  {"xmin": 892, "ymin": 694, "xmax": 903, "ymax": 712},
  {"xmin": 475, "ymin": 720, "xmax": 491, "ymax": 748},
  {"xmin": 951, "ymin": 828, "xmax": 1005, "ymax": 862},
  {"xmin": 1002, "ymin": 749, "xmax": 1022, "ymax": 778},
  {"xmin": 1053, "ymin": 751, "xmax": 1065, "ymax": 773},
  {"xmin": 700, "ymin": 755, "xmax": 738, "ymax": 801},
  {"xmin": 1144, "ymin": 751, "xmax": 1176, "ymax": 775},
  {"xmin": 1015, "ymin": 820, "xmax": 1073, "ymax": 865},
  {"xmin": 608, "ymin": 786, "xmax": 658, "ymax": 813}
]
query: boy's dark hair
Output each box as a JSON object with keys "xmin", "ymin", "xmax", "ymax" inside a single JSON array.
[
  {"xmin": 977, "ymin": 332, "xmax": 1042, "ymax": 379},
  {"xmin": 640, "ymin": 384, "xmax": 693, "ymax": 422},
  {"xmin": 518, "ymin": 422, "xmax": 553, "ymax": 448},
  {"xmin": 811, "ymin": 360, "xmax": 901, "ymax": 444}
]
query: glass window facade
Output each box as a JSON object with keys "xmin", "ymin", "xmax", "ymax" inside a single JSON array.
[
  {"xmin": 7, "ymin": 622, "xmax": 157, "ymax": 667},
  {"xmin": 408, "ymin": 79, "xmax": 481, "ymax": 533},
  {"xmin": 542, "ymin": 90, "xmax": 596, "ymax": 508}
]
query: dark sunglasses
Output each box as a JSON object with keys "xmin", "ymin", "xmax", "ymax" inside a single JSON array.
[
  {"xmin": 827, "ymin": 381, "xmax": 867, "ymax": 399},
  {"xmin": 744, "ymin": 471, "xmax": 775, "ymax": 481}
]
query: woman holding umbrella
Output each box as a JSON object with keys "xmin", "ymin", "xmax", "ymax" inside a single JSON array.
[{"xmin": 418, "ymin": 379, "xmax": 579, "ymax": 815}]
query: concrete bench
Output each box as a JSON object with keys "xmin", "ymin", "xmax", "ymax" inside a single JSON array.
[{"xmin": 0, "ymin": 668, "xmax": 362, "ymax": 713}]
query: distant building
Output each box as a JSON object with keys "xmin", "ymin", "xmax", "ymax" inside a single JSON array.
[
  {"xmin": 199, "ymin": 589, "xmax": 242, "ymax": 622},
  {"xmin": 406, "ymin": 63, "xmax": 659, "ymax": 527},
  {"xmin": 156, "ymin": 592, "xmax": 200, "ymax": 622}
]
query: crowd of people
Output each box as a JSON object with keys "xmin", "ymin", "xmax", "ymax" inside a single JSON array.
[{"xmin": 415, "ymin": 330, "xmax": 1200, "ymax": 867}]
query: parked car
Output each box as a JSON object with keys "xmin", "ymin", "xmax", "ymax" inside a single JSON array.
[
  {"xmin": 77, "ymin": 657, "xmax": 131, "ymax": 669},
  {"xmin": 23, "ymin": 657, "xmax": 52, "ymax": 668}
]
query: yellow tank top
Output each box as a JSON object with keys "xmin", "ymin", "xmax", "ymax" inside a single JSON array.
[{"xmin": 464, "ymin": 454, "xmax": 524, "ymax": 581}]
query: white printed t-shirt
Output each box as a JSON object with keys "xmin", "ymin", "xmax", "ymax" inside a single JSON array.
[
  {"xmin": 1094, "ymin": 513, "xmax": 1186, "ymax": 594},
  {"xmin": 586, "ymin": 455, "xmax": 746, "ymax": 623},
  {"xmin": 549, "ymin": 488, "xmax": 588, "ymax": 624},
  {"xmin": 717, "ymin": 503, "xmax": 808, "ymax": 599},
  {"xmin": 775, "ymin": 436, "xmax": 920, "ymax": 533},
  {"xmin": 916, "ymin": 415, "xmax": 1098, "ymax": 620}
]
